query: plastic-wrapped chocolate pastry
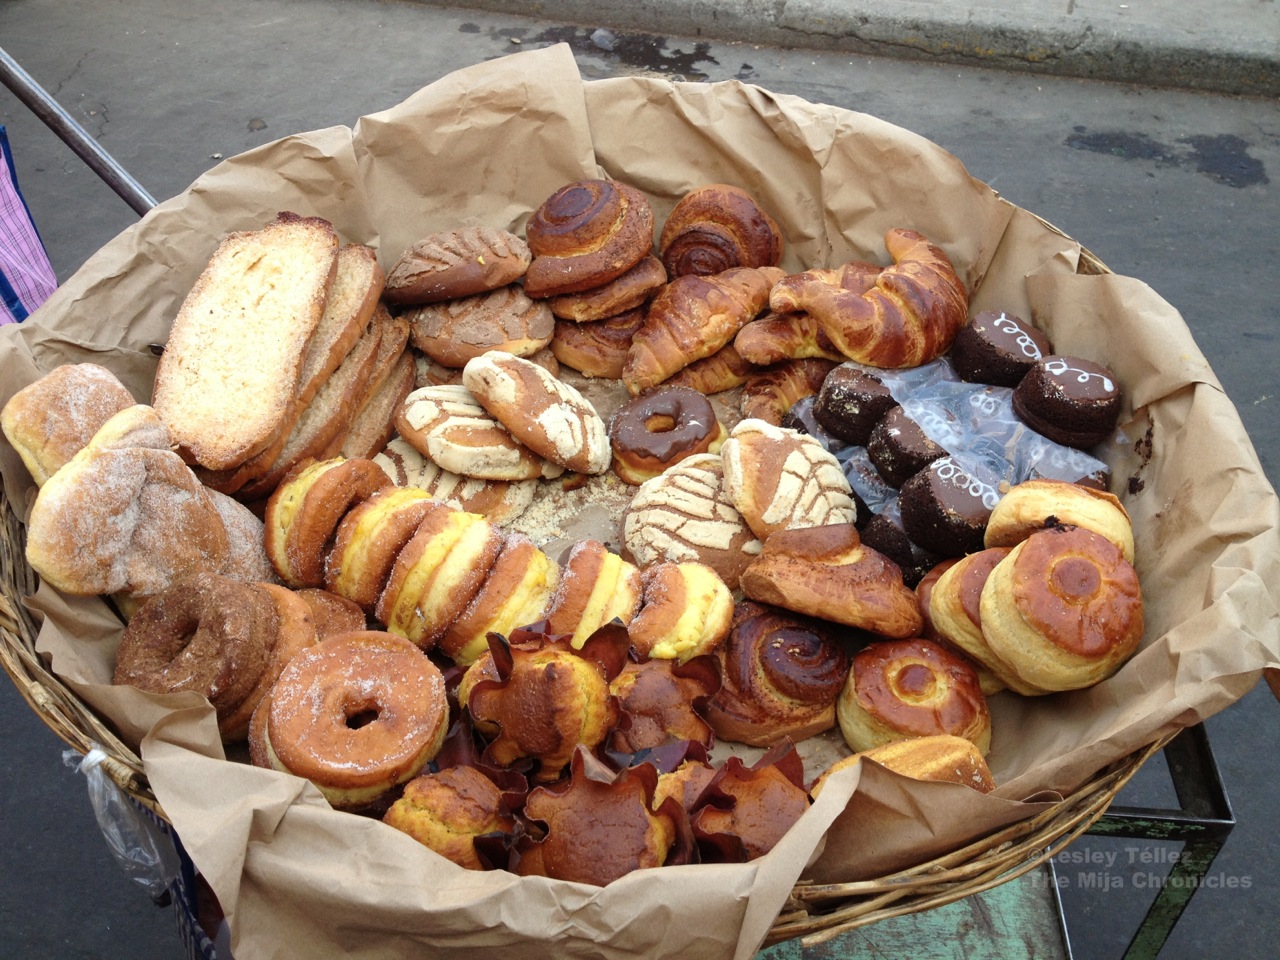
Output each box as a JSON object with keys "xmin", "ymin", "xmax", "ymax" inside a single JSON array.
[
  {"xmin": 1012, "ymin": 355, "xmax": 1121, "ymax": 450},
  {"xmin": 949, "ymin": 310, "xmax": 1052, "ymax": 387},
  {"xmin": 812, "ymin": 363, "xmax": 899, "ymax": 446},
  {"xmin": 858, "ymin": 504, "xmax": 942, "ymax": 588},
  {"xmin": 898, "ymin": 456, "xmax": 1001, "ymax": 558},
  {"xmin": 867, "ymin": 407, "xmax": 948, "ymax": 488}
]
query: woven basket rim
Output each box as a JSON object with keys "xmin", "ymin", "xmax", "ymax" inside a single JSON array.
[{"xmin": 0, "ymin": 211, "xmax": 1144, "ymax": 942}]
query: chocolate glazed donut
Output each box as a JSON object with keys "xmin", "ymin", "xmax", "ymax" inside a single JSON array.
[
  {"xmin": 610, "ymin": 385, "xmax": 726, "ymax": 485},
  {"xmin": 704, "ymin": 601, "xmax": 852, "ymax": 747}
]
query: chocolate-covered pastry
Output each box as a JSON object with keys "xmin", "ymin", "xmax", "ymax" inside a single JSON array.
[
  {"xmin": 867, "ymin": 407, "xmax": 947, "ymax": 488},
  {"xmin": 812, "ymin": 364, "xmax": 899, "ymax": 446},
  {"xmin": 859, "ymin": 511, "xmax": 941, "ymax": 588},
  {"xmin": 898, "ymin": 456, "xmax": 1000, "ymax": 557},
  {"xmin": 950, "ymin": 310, "xmax": 1052, "ymax": 386},
  {"xmin": 1012, "ymin": 355, "xmax": 1121, "ymax": 449}
]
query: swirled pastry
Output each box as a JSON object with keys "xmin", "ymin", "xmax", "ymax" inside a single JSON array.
[
  {"xmin": 704, "ymin": 601, "xmax": 851, "ymax": 747},
  {"xmin": 836, "ymin": 638, "xmax": 992, "ymax": 754},
  {"xmin": 658, "ymin": 183, "xmax": 783, "ymax": 278}
]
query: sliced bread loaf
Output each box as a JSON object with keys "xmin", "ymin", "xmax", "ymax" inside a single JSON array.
[{"xmin": 152, "ymin": 212, "xmax": 339, "ymax": 470}]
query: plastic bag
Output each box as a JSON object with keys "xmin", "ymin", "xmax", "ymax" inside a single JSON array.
[{"xmin": 65, "ymin": 746, "xmax": 181, "ymax": 902}]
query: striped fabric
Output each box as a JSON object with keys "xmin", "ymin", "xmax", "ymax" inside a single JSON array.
[{"xmin": 0, "ymin": 125, "xmax": 57, "ymax": 324}]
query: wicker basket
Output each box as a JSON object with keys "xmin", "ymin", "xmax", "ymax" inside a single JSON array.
[{"xmin": 0, "ymin": 225, "xmax": 1180, "ymax": 951}]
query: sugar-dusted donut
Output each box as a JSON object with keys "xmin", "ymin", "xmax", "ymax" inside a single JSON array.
[
  {"xmin": 113, "ymin": 572, "xmax": 277, "ymax": 738},
  {"xmin": 252, "ymin": 630, "xmax": 449, "ymax": 811},
  {"xmin": 609, "ymin": 385, "xmax": 727, "ymax": 485}
]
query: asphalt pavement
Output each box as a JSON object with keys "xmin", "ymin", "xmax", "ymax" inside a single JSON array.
[{"xmin": 1, "ymin": 1, "xmax": 1277, "ymax": 958}]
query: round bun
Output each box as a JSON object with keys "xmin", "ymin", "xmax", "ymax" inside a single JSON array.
[
  {"xmin": 659, "ymin": 183, "xmax": 783, "ymax": 278},
  {"xmin": 550, "ymin": 308, "xmax": 646, "ymax": 379},
  {"xmin": 984, "ymin": 477, "xmax": 1135, "ymax": 563},
  {"xmin": 836, "ymin": 638, "xmax": 991, "ymax": 754},
  {"xmin": 979, "ymin": 524, "xmax": 1143, "ymax": 693}
]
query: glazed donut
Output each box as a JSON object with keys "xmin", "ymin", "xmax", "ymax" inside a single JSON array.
[
  {"xmin": 295, "ymin": 587, "xmax": 368, "ymax": 639},
  {"xmin": 609, "ymin": 386, "xmax": 728, "ymax": 485},
  {"xmin": 264, "ymin": 456, "xmax": 392, "ymax": 588},
  {"xmin": 836, "ymin": 638, "xmax": 992, "ymax": 755},
  {"xmin": 252, "ymin": 630, "xmax": 449, "ymax": 811},
  {"xmin": 113, "ymin": 572, "xmax": 277, "ymax": 736}
]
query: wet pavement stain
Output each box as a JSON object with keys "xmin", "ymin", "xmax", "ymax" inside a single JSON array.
[
  {"xmin": 477, "ymin": 23, "xmax": 719, "ymax": 79},
  {"xmin": 1065, "ymin": 126, "xmax": 1269, "ymax": 187}
]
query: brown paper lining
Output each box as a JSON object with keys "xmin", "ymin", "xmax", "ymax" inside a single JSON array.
[{"xmin": 2, "ymin": 43, "xmax": 1278, "ymax": 960}]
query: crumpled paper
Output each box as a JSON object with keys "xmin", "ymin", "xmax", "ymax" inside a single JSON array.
[{"xmin": 2, "ymin": 43, "xmax": 1277, "ymax": 960}]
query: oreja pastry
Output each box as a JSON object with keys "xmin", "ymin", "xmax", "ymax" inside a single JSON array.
[
  {"xmin": 979, "ymin": 524, "xmax": 1143, "ymax": 693},
  {"xmin": 462, "ymin": 351, "xmax": 611, "ymax": 475},
  {"xmin": 810, "ymin": 734, "xmax": 996, "ymax": 798},
  {"xmin": 610, "ymin": 386, "xmax": 728, "ymax": 485},
  {"xmin": 627, "ymin": 561, "xmax": 735, "ymax": 663},
  {"xmin": 720, "ymin": 419, "xmax": 856, "ymax": 540},
  {"xmin": 984, "ymin": 477, "xmax": 1135, "ymax": 563},
  {"xmin": 739, "ymin": 523, "xmax": 924, "ymax": 639},
  {"xmin": 836, "ymin": 638, "xmax": 992, "ymax": 754},
  {"xmin": 251, "ymin": 630, "xmax": 449, "ymax": 811},
  {"xmin": 703, "ymin": 601, "xmax": 851, "ymax": 747},
  {"xmin": 770, "ymin": 228, "xmax": 968, "ymax": 369}
]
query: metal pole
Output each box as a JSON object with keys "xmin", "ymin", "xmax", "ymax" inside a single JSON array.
[{"xmin": 0, "ymin": 44, "xmax": 156, "ymax": 216}]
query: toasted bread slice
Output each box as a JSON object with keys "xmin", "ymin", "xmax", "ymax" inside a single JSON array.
[
  {"xmin": 295, "ymin": 244, "xmax": 386, "ymax": 407},
  {"xmin": 152, "ymin": 212, "xmax": 339, "ymax": 471},
  {"xmin": 342, "ymin": 349, "xmax": 416, "ymax": 460}
]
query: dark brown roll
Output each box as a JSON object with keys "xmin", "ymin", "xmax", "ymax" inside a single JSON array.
[
  {"xmin": 703, "ymin": 601, "xmax": 852, "ymax": 747},
  {"xmin": 523, "ymin": 179, "xmax": 655, "ymax": 297}
]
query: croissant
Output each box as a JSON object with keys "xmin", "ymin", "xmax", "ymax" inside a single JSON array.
[
  {"xmin": 622, "ymin": 266, "xmax": 783, "ymax": 395},
  {"xmin": 770, "ymin": 229, "xmax": 968, "ymax": 368},
  {"xmin": 734, "ymin": 311, "xmax": 846, "ymax": 366},
  {"xmin": 523, "ymin": 179, "xmax": 655, "ymax": 298},
  {"xmin": 659, "ymin": 183, "xmax": 784, "ymax": 278},
  {"xmin": 739, "ymin": 357, "xmax": 837, "ymax": 425},
  {"xmin": 662, "ymin": 342, "xmax": 755, "ymax": 395}
]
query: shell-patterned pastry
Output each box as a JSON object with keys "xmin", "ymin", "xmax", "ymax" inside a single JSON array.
[
  {"xmin": 372, "ymin": 436, "xmax": 537, "ymax": 525},
  {"xmin": 721, "ymin": 418, "xmax": 857, "ymax": 541},
  {"xmin": 383, "ymin": 226, "xmax": 531, "ymax": 305}
]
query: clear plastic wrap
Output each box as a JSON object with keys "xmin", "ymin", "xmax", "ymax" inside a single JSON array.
[{"xmin": 66, "ymin": 746, "xmax": 181, "ymax": 901}]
